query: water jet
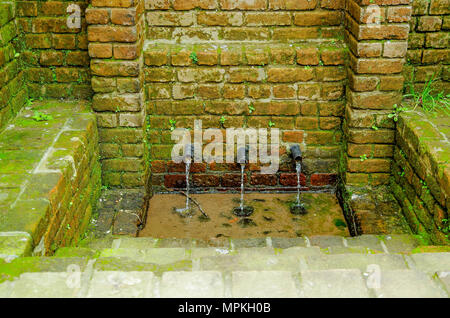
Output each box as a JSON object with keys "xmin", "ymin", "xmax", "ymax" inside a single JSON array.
[
  {"xmin": 289, "ymin": 144, "xmax": 307, "ymax": 215},
  {"xmin": 175, "ymin": 144, "xmax": 195, "ymax": 217},
  {"xmin": 233, "ymin": 146, "xmax": 254, "ymax": 217}
]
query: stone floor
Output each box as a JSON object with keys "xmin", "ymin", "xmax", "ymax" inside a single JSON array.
[
  {"xmin": 1, "ymin": 234, "xmax": 449, "ymax": 298},
  {"xmin": 94, "ymin": 189, "xmax": 147, "ymax": 237}
]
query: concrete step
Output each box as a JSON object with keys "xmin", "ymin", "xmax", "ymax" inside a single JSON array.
[
  {"xmin": 1, "ymin": 268, "xmax": 448, "ymax": 298},
  {"xmin": 76, "ymin": 234, "xmax": 426, "ymax": 254},
  {"xmin": 1, "ymin": 239, "xmax": 449, "ymax": 297}
]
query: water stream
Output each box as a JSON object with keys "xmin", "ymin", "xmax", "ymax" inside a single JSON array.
[
  {"xmin": 176, "ymin": 158, "xmax": 191, "ymax": 214},
  {"xmin": 185, "ymin": 158, "xmax": 191, "ymax": 210},
  {"xmin": 296, "ymin": 161, "xmax": 301, "ymax": 205},
  {"xmin": 240, "ymin": 164, "xmax": 245, "ymax": 212}
]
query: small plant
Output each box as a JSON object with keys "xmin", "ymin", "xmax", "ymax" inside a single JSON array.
[
  {"xmin": 189, "ymin": 52, "xmax": 198, "ymax": 64},
  {"xmin": 388, "ymin": 104, "xmax": 409, "ymax": 122},
  {"xmin": 268, "ymin": 120, "xmax": 275, "ymax": 127},
  {"xmin": 26, "ymin": 98, "xmax": 34, "ymax": 107},
  {"xmin": 219, "ymin": 116, "xmax": 226, "ymax": 127},
  {"xmin": 406, "ymin": 74, "xmax": 450, "ymax": 115},
  {"xmin": 248, "ymin": 104, "xmax": 255, "ymax": 114},
  {"xmin": 360, "ymin": 154, "xmax": 368, "ymax": 162},
  {"xmin": 371, "ymin": 124, "xmax": 379, "ymax": 130},
  {"xmin": 169, "ymin": 119, "xmax": 177, "ymax": 131},
  {"xmin": 32, "ymin": 111, "xmax": 53, "ymax": 122}
]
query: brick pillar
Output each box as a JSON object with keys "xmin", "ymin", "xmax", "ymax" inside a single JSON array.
[
  {"xmin": 86, "ymin": 0, "xmax": 148, "ymax": 189},
  {"xmin": 343, "ymin": 0, "xmax": 412, "ymax": 187}
]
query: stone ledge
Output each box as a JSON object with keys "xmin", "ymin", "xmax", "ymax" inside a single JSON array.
[{"xmin": 0, "ymin": 100, "xmax": 101, "ymax": 259}]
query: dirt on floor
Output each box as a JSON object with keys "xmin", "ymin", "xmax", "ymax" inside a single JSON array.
[{"xmin": 139, "ymin": 192, "xmax": 349, "ymax": 240}]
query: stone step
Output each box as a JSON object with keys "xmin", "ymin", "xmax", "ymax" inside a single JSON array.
[
  {"xmin": 1, "ymin": 268, "xmax": 448, "ymax": 298},
  {"xmin": 5, "ymin": 249, "xmax": 449, "ymax": 275},
  {"xmin": 78, "ymin": 234, "xmax": 423, "ymax": 254},
  {"xmin": 2, "ymin": 245, "xmax": 449, "ymax": 297}
]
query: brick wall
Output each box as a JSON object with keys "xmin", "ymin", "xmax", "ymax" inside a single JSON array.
[
  {"xmin": 87, "ymin": 0, "xmax": 149, "ymax": 189},
  {"xmin": 0, "ymin": 101, "xmax": 102, "ymax": 256},
  {"xmin": 141, "ymin": 0, "xmax": 347, "ymax": 192},
  {"xmin": 17, "ymin": 0, "xmax": 92, "ymax": 100},
  {"xmin": 342, "ymin": 0, "xmax": 411, "ymax": 188},
  {"xmin": 391, "ymin": 110, "xmax": 449, "ymax": 244},
  {"xmin": 405, "ymin": 0, "xmax": 449, "ymax": 94},
  {"xmin": 0, "ymin": 1, "xmax": 28, "ymax": 129},
  {"xmin": 145, "ymin": 0, "xmax": 345, "ymax": 42},
  {"xmin": 145, "ymin": 44, "xmax": 347, "ymax": 192}
]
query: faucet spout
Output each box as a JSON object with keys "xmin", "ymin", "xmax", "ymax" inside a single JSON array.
[
  {"xmin": 237, "ymin": 145, "xmax": 249, "ymax": 165},
  {"xmin": 184, "ymin": 143, "xmax": 195, "ymax": 162},
  {"xmin": 290, "ymin": 144, "xmax": 302, "ymax": 162}
]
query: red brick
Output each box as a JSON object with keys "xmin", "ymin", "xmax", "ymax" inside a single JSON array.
[
  {"xmin": 418, "ymin": 16, "xmax": 442, "ymax": 31},
  {"xmin": 111, "ymin": 8, "xmax": 137, "ymax": 25},
  {"xmin": 387, "ymin": 6, "xmax": 412, "ymax": 23},
  {"xmin": 222, "ymin": 174, "xmax": 247, "ymax": 187},
  {"xmin": 279, "ymin": 173, "xmax": 306, "ymax": 186},
  {"xmin": 193, "ymin": 175, "xmax": 221, "ymax": 187},
  {"xmin": 221, "ymin": 0, "xmax": 266, "ymax": 10},
  {"xmin": 40, "ymin": 51, "xmax": 63, "ymax": 66},
  {"xmin": 86, "ymin": 8, "xmax": 109, "ymax": 24},
  {"xmin": 91, "ymin": 0, "xmax": 135, "ymax": 8},
  {"xmin": 320, "ymin": 0, "xmax": 344, "ymax": 9},
  {"xmin": 173, "ymin": 0, "xmax": 218, "ymax": 10},
  {"xmin": 311, "ymin": 173, "xmax": 337, "ymax": 186},
  {"xmin": 113, "ymin": 43, "xmax": 139, "ymax": 59},
  {"xmin": 296, "ymin": 47, "xmax": 320, "ymax": 65},
  {"xmin": 88, "ymin": 25, "xmax": 138, "ymax": 42},
  {"xmin": 164, "ymin": 175, "xmax": 186, "ymax": 188},
  {"xmin": 269, "ymin": 0, "xmax": 318, "ymax": 10},
  {"xmin": 89, "ymin": 43, "xmax": 113, "ymax": 58},
  {"xmin": 294, "ymin": 11, "xmax": 342, "ymax": 26},
  {"xmin": 250, "ymin": 174, "xmax": 277, "ymax": 186}
]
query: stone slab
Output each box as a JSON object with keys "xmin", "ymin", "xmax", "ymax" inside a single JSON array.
[
  {"xmin": 308, "ymin": 235, "xmax": 345, "ymax": 248},
  {"xmin": 160, "ymin": 271, "xmax": 224, "ymax": 298},
  {"xmin": 10, "ymin": 272, "xmax": 83, "ymax": 298},
  {"xmin": 0, "ymin": 233, "xmax": 33, "ymax": 261},
  {"xmin": 99, "ymin": 248, "xmax": 187, "ymax": 265},
  {"xmin": 346, "ymin": 235, "xmax": 384, "ymax": 252},
  {"xmin": 87, "ymin": 271, "xmax": 154, "ymax": 298},
  {"xmin": 299, "ymin": 269, "xmax": 370, "ymax": 298},
  {"xmin": 232, "ymin": 271, "xmax": 298, "ymax": 298},
  {"xmin": 382, "ymin": 234, "xmax": 420, "ymax": 253},
  {"xmin": 436, "ymin": 271, "xmax": 450, "ymax": 296},
  {"xmin": 411, "ymin": 253, "xmax": 450, "ymax": 273},
  {"xmin": 305, "ymin": 253, "xmax": 408, "ymax": 271},
  {"xmin": 373, "ymin": 270, "xmax": 447, "ymax": 298}
]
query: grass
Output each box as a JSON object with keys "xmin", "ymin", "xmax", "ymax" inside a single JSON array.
[
  {"xmin": 406, "ymin": 74, "xmax": 450, "ymax": 115},
  {"xmin": 31, "ymin": 111, "xmax": 53, "ymax": 122}
]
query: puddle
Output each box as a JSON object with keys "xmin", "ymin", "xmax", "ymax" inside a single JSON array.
[{"xmin": 139, "ymin": 192, "xmax": 349, "ymax": 239}]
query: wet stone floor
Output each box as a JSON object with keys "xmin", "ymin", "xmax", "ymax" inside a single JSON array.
[{"xmin": 140, "ymin": 192, "xmax": 349, "ymax": 240}]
